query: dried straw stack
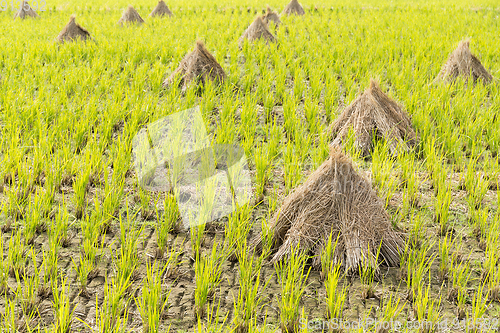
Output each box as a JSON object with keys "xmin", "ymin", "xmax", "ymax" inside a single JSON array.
[
  {"xmin": 13, "ymin": 1, "xmax": 39, "ymax": 19},
  {"xmin": 330, "ymin": 80, "xmax": 417, "ymax": 157},
  {"xmin": 252, "ymin": 148, "xmax": 405, "ymax": 274},
  {"xmin": 436, "ymin": 40, "xmax": 493, "ymax": 84},
  {"xmin": 281, "ymin": 0, "xmax": 305, "ymax": 16},
  {"xmin": 56, "ymin": 15, "xmax": 92, "ymax": 43},
  {"xmin": 239, "ymin": 16, "xmax": 276, "ymax": 46},
  {"xmin": 118, "ymin": 5, "xmax": 145, "ymax": 25},
  {"xmin": 162, "ymin": 41, "xmax": 226, "ymax": 91},
  {"xmin": 150, "ymin": 0, "xmax": 173, "ymax": 17}
]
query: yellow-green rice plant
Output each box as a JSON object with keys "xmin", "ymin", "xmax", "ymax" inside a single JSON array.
[
  {"xmin": 51, "ymin": 276, "xmax": 74, "ymax": 333},
  {"xmin": 115, "ymin": 209, "xmax": 143, "ymax": 286},
  {"xmin": 406, "ymin": 245, "xmax": 435, "ymax": 303},
  {"xmin": 437, "ymin": 233, "xmax": 455, "ymax": 282},
  {"xmin": 72, "ymin": 165, "xmax": 91, "ymax": 219},
  {"xmin": 413, "ymin": 284, "xmax": 441, "ymax": 333},
  {"xmin": 135, "ymin": 261, "xmax": 171, "ymax": 333},
  {"xmin": 14, "ymin": 248, "xmax": 40, "ymax": 319},
  {"xmin": 283, "ymin": 142, "xmax": 302, "ymax": 193},
  {"xmin": 85, "ymin": 274, "xmax": 132, "ymax": 333},
  {"xmin": 372, "ymin": 141, "xmax": 398, "ymax": 209},
  {"xmin": 325, "ymin": 262, "xmax": 347, "ymax": 323},
  {"xmin": 467, "ymin": 280, "xmax": 491, "ymax": 333},
  {"xmin": 359, "ymin": 241, "xmax": 382, "ymax": 299},
  {"xmin": 233, "ymin": 245, "xmax": 271, "ymax": 332},
  {"xmin": 275, "ymin": 244, "xmax": 311, "ymax": 333},
  {"xmin": 2, "ymin": 298, "xmax": 18, "ymax": 333},
  {"xmin": 194, "ymin": 250, "xmax": 211, "ymax": 319},
  {"xmin": 435, "ymin": 181, "xmax": 453, "ymax": 236},
  {"xmin": 7, "ymin": 231, "xmax": 26, "ymax": 278}
]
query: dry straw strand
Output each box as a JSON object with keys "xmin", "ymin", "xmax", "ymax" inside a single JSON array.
[{"xmin": 330, "ymin": 80, "xmax": 417, "ymax": 157}]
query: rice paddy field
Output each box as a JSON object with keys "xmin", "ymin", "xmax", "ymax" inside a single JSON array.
[{"xmin": 1, "ymin": 0, "xmax": 500, "ymax": 332}]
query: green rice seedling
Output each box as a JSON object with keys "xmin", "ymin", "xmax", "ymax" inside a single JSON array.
[
  {"xmin": 39, "ymin": 249, "xmax": 54, "ymax": 298},
  {"xmin": 266, "ymin": 120, "xmax": 282, "ymax": 162},
  {"xmin": 469, "ymin": 207, "xmax": 488, "ymax": 242},
  {"xmin": 483, "ymin": 224, "xmax": 500, "ymax": 301},
  {"xmin": 398, "ymin": 152, "xmax": 420, "ymax": 212},
  {"xmin": 206, "ymin": 241, "xmax": 228, "ymax": 298},
  {"xmin": 408, "ymin": 211, "xmax": 425, "ymax": 249},
  {"xmin": 196, "ymin": 296, "xmax": 228, "ymax": 333},
  {"xmin": 86, "ymin": 274, "xmax": 132, "ymax": 333},
  {"xmin": 51, "ymin": 205, "xmax": 72, "ymax": 248},
  {"xmin": 240, "ymin": 95, "xmax": 258, "ymax": 154},
  {"xmin": 275, "ymin": 244, "xmax": 311, "ymax": 333},
  {"xmin": 359, "ymin": 242, "xmax": 382, "ymax": 299},
  {"xmin": 266, "ymin": 184, "xmax": 280, "ymax": 220},
  {"xmin": 283, "ymin": 142, "xmax": 302, "ymax": 193},
  {"xmin": 343, "ymin": 126, "xmax": 361, "ymax": 162},
  {"xmin": 325, "ymin": 262, "xmax": 346, "ymax": 323},
  {"xmin": 255, "ymin": 216, "xmax": 274, "ymax": 264},
  {"xmin": 283, "ymin": 94, "xmax": 299, "ymax": 143},
  {"xmin": 468, "ymin": 280, "xmax": 490, "ymax": 332},
  {"xmin": 435, "ymin": 181, "xmax": 452, "ymax": 236},
  {"xmin": 194, "ymin": 250, "xmax": 211, "ymax": 319},
  {"xmin": 293, "ymin": 67, "xmax": 305, "ymax": 100},
  {"xmin": 5, "ymin": 183, "xmax": 24, "ymax": 221},
  {"xmin": 72, "ymin": 166, "xmax": 91, "ymax": 219},
  {"xmin": 51, "ymin": 276, "xmax": 74, "ymax": 333},
  {"xmin": 254, "ymin": 144, "xmax": 271, "ymax": 200},
  {"xmin": 80, "ymin": 214, "xmax": 100, "ymax": 264},
  {"xmin": 137, "ymin": 187, "xmax": 153, "ymax": 220},
  {"xmin": 311, "ymin": 132, "xmax": 330, "ymax": 170},
  {"xmin": 7, "ymin": 231, "xmax": 26, "ymax": 278},
  {"xmin": 437, "ymin": 233, "xmax": 455, "ymax": 282},
  {"xmin": 378, "ymin": 292, "xmax": 405, "ymax": 332},
  {"xmin": 2, "ymin": 298, "xmax": 18, "ymax": 333},
  {"xmin": 320, "ymin": 232, "xmax": 340, "ymax": 281},
  {"xmin": 448, "ymin": 253, "xmax": 472, "ymax": 318},
  {"xmin": 23, "ymin": 198, "xmax": 39, "ymax": 245},
  {"xmin": 406, "ymin": 245, "xmax": 435, "ymax": 303},
  {"xmin": 135, "ymin": 261, "xmax": 171, "ymax": 333},
  {"xmin": 371, "ymin": 141, "xmax": 398, "ymax": 208},
  {"xmin": 190, "ymin": 222, "xmax": 206, "ymax": 256},
  {"xmin": 115, "ymin": 211, "xmax": 143, "ymax": 285},
  {"xmin": 233, "ymin": 245, "xmax": 271, "ymax": 332},
  {"xmin": 163, "ymin": 193, "xmax": 180, "ymax": 232},
  {"xmin": 14, "ymin": 248, "xmax": 41, "ymax": 319},
  {"xmin": 463, "ymin": 157, "xmax": 489, "ymax": 210},
  {"xmin": 152, "ymin": 194, "xmax": 178, "ymax": 259},
  {"xmin": 162, "ymin": 238, "xmax": 184, "ymax": 279},
  {"xmin": 72, "ymin": 255, "xmax": 94, "ymax": 297},
  {"xmin": 292, "ymin": 126, "xmax": 312, "ymax": 168},
  {"xmin": 413, "ymin": 284, "xmax": 441, "ymax": 333},
  {"xmin": 224, "ymin": 203, "xmax": 253, "ymax": 260}
]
